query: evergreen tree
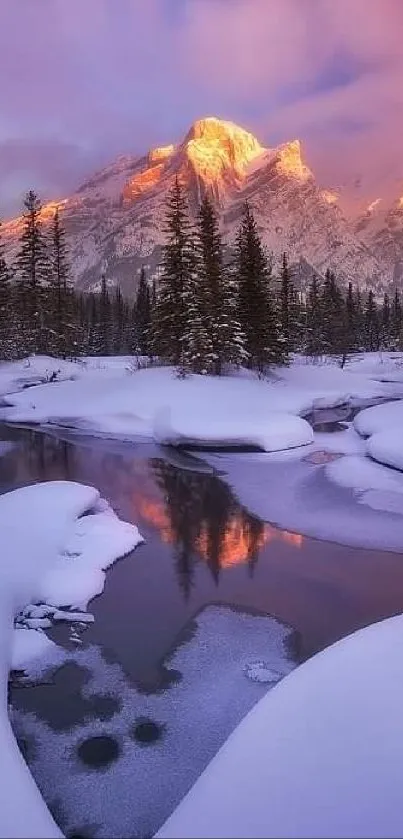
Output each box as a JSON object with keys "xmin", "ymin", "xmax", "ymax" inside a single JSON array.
[
  {"xmin": 380, "ymin": 292, "xmax": 391, "ymax": 349},
  {"xmin": 195, "ymin": 194, "xmax": 246, "ymax": 373},
  {"xmin": 48, "ymin": 208, "xmax": 72, "ymax": 357},
  {"xmin": 87, "ymin": 293, "xmax": 101, "ymax": 355},
  {"xmin": 278, "ymin": 253, "xmax": 301, "ymax": 352},
  {"xmin": 134, "ymin": 267, "xmax": 151, "ymax": 355},
  {"xmin": 354, "ymin": 287, "xmax": 364, "ymax": 350},
  {"xmin": 345, "ymin": 282, "xmax": 357, "ymax": 351},
  {"xmin": 363, "ymin": 289, "xmax": 379, "ymax": 351},
  {"xmin": 154, "ymin": 178, "xmax": 195, "ymax": 367},
  {"xmin": 321, "ymin": 270, "xmax": 349, "ymax": 363},
  {"xmin": 16, "ymin": 190, "xmax": 50, "ymax": 354},
  {"xmin": 0, "ymin": 222, "xmax": 16, "ymax": 359},
  {"xmin": 236, "ymin": 204, "xmax": 286, "ymax": 373},
  {"xmin": 99, "ymin": 274, "xmax": 111, "ymax": 355},
  {"xmin": 111, "ymin": 285, "xmax": 125, "ymax": 354},
  {"xmin": 305, "ymin": 274, "xmax": 324, "ymax": 357},
  {"xmin": 391, "ymin": 289, "xmax": 402, "ymax": 347}
]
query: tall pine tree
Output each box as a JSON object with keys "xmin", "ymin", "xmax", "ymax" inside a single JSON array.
[
  {"xmin": 195, "ymin": 194, "xmax": 245, "ymax": 373},
  {"xmin": 134, "ymin": 267, "xmax": 151, "ymax": 355},
  {"xmin": 236, "ymin": 203, "xmax": 286, "ymax": 374},
  {"xmin": 363, "ymin": 289, "xmax": 379, "ymax": 351},
  {"xmin": 305, "ymin": 274, "xmax": 325, "ymax": 357},
  {"xmin": 0, "ymin": 221, "xmax": 16, "ymax": 359},
  {"xmin": 391, "ymin": 289, "xmax": 402, "ymax": 347},
  {"xmin": 154, "ymin": 177, "xmax": 195, "ymax": 367},
  {"xmin": 48, "ymin": 208, "xmax": 72, "ymax": 357},
  {"xmin": 16, "ymin": 190, "xmax": 50, "ymax": 354}
]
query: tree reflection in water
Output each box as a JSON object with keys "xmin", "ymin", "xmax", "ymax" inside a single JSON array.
[{"xmin": 152, "ymin": 459, "xmax": 266, "ymax": 597}]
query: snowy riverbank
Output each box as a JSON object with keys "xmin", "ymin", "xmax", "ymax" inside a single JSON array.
[{"xmin": 0, "ymin": 480, "xmax": 143, "ymax": 838}]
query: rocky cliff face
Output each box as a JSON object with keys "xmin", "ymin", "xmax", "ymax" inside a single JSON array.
[{"xmin": 2, "ymin": 116, "xmax": 399, "ymax": 295}]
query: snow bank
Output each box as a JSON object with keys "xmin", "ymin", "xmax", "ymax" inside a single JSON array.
[
  {"xmin": 158, "ymin": 614, "xmax": 403, "ymax": 839},
  {"xmin": 367, "ymin": 429, "xmax": 403, "ymax": 472},
  {"xmin": 154, "ymin": 406, "xmax": 313, "ymax": 452},
  {"xmin": 0, "ymin": 481, "xmax": 143, "ymax": 838},
  {"xmin": 354, "ymin": 399, "xmax": 403, "ymax": 437},
  {"xmin": 1, "ymin": 358, "xmax": 402, "ymax": 447},
  {"xmin": 0, "ymin": 355, "xmax": 83, "ymax": 398}
]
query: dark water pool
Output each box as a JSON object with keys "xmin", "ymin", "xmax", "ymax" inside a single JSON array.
[{"xmin": 2, "ymin": 424, "xmax": 403, "ymax": 837}]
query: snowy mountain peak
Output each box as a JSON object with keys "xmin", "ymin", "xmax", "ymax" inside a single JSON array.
[
  {"xmin": 2, "ymin": 116, "xmax": 402, "ymax": 293},
  {"xmin": 181, "ymin": 117, "xmax": 264, "ymax": 179},
  {"xmin": 273, "ymin": 140, "xmax": 312, "ymax": 182}
]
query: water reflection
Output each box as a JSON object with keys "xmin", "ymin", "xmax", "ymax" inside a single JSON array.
[
  {"xmin": 0, "ymin": 427, "xmax": 303, "ymax": 602},
  {"xmin": 151, "ymin": 460, "xmax": 266, "ymax": 595},
  {"xmin": 136, "ymin": 460, "xmax": 302, "ymax": 595}
]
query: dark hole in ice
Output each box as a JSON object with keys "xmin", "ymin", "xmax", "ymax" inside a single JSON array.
[
  {"xmin": 132, "ymin": 718, "xmax": 163, "ymax": 745},
  {"xmin": 77, "ymin": 735, "xmax": 120, "ymax": 769}
]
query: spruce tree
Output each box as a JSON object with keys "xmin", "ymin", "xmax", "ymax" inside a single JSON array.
[
  {"xmin": 16, "ymin": 190, "xmax": 50, "ymax": 354},
  {"xmin": 87, "ymin": 293, "xmax": 101, "ymax": 355},
  {"xmin": 154, "ymin": 177, "xmax": 194, "ymax": 367},
  {"xmin": 0, "ymin": 222, "xmax": 16, "ymax": 359},
  {"xmin": 322, "ymin": 270, "xmax": 349, "ymax": 362},
  {"xmin": 134, "ymin": 267, "xmax": 151, "ymax": 355},
  {"xmin": 305, "ymin": 274, "xmax": 324, "ymax": 357},
  {"xmin": 48, "ymin": 208, "xmax": 72, "ymax": 357},
  {"xmin": 345, "ymin": 282, "xmax": 357, "ymax": 352},
  {"xmin": 391, "ymin": 289, "xmax": 402, "ymax": 347},
  {"xmin": 381, "ymin": 292, "xmax": 391, "ymax": 350},
  {"xmin": 99, "ymin": 274, "xmax": 111, "ymax": 355},
  {"xmin": 363, "ymin": 290, "xmax": 379, "ymax": 351},
  {"xmin": 354, "ymin": 288, "xmax": 364, "ymax": 350},
  {"xmin": 111, "ymin": 285, "xmax": 125, "ymax": 354},
  {"xmin": 195, "ymin": 194, "xmax": 245, "ymax": 373},
  {"xmin": 236, "ymin": 203, "xmax": 286, "ymax": 373}
]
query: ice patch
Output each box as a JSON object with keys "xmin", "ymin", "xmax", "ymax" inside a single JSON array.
[{"xmin": 10, "ymin": 605, "xmax": 296, "ymax": 839}]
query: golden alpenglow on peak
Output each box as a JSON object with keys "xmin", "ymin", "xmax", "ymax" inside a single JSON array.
[
  {"xmin": 148, "ymin": 145, "xmax": 175, "ymax": 165},
  {"xmin": 275, "ymin": 139, "xmax": 312, "ymax": 181},
  {"xmin": 182, "ymin": 116, "xmax": 264, "ymax": 181}
]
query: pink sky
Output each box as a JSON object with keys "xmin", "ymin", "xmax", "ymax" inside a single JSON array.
[{"xmin": 0, "ymin": 0, "xmax": 402, "ymax": 215}]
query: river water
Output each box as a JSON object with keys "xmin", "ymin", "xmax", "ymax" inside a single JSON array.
[{"xmin": 3, "ymin": 423, "xmax": 403, "ymax": 838}]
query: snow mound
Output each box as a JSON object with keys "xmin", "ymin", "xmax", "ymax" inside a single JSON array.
[
  {"xmin": 0, "ymin": 480, "xmax": 143, "ymax": 838},
  {"xmin": 367, "ymin": 430, "xmax": 403, "ymax": 472},
  {"xmin": 354, "ymin": 399, "xmax": 403, "ymax": 437},
  {"xmin": 153, "ymin": 406, "xmax": 313, "ymax": 452},
  {"xmin": 158, "ymin": 614, "xmax": 403, "ymax": 839},
  {"xmin": 2, "ymin": 357, "xmax": 402, "ymax": 444},
  {"xmin": 325, "ymin": 454, "xmax": 403, "ymax": 514}
]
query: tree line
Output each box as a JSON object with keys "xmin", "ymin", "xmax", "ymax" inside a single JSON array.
[
  {"xmin": 0, "ymin": 183, "xmax": 402, "ymax": 368},
  {"xmin": 145, "ymin": 178, "xmax": 403, "ymax": 372},
  {"xmin": 0, "ymin": 190, "xmax": 144, "ymax": 360}
]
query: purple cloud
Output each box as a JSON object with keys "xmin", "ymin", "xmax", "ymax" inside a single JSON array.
[{"xmin": 0, "ymin": 0, "xmax": 402, "ymax": 216}]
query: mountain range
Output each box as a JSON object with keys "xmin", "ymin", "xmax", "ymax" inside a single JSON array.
[{"xmin": 3, "ymin": 116, "xmax": 403, "ymax": 296}]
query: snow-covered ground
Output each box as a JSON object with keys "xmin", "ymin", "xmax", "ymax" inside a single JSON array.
[
  {"xmin": 1, "ymin": 352, "xmax": 403, "ymax": 837},
  {"xmin": 0, "ymin": 480, "xmax": 142, "ymax": 838},
  {"xmin": 158, "ymin": 614, "xmax": 403, "ymax": 839},
  {"xmin": 0, "ymin": 353, "xmax": 402, "ymax": 450},
  {"xmin": 1, "ymin": 352, "xmax": 403, "ymax": 551}
]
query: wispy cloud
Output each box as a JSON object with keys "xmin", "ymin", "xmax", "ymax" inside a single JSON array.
[{"xmin": 0, "ymin": 0, "xmax": 402, "ymax": 215}]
